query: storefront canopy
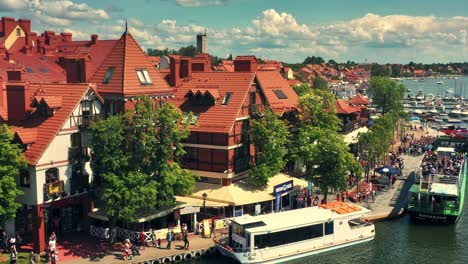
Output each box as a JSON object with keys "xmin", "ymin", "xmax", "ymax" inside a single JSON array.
[{"xmin": 190, "ymin": 173, "xmax": 308, "ymax": 206}]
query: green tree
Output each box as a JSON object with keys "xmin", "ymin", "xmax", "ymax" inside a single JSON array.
[
  {"xmin": 0, "ymin": 124, "xmax": 25, "ymax": 226},
  {"xmin": 227, "ymin": 54, "xmax": 233, "ymax": 60},
  {"xmin": 292, "ymin": 83, "xmax": 311, "ymax": 96},
  {"xmin": 297, "ymin": 89, "xmax": 341, "ymax": 131},
  {"xmin": 312, "ymin": 76, "xmax": 329, "ymax": 90},
  {"xmin": 250, "ymin": 110, "xmax": 290, "ymax": 187},
  {"xmin": 90, "ymin": 98, "xmax": 196, "ymax": 242},
  {"xmin": 303, "ymin": 56, "xmax": 325, "ymax": 64},
  {"xmin": 370, "ymin": 64, "xmax": 391, "ymax": 77},
  {"xmin": 368, "ymin": 77, "xmax": 406, "ymax": 114},
  {"xmin": 294, "ymin": 127, "xmax": 361, "ymax": 201},
  {"xmin": 178, "ymin": 45, "xmax": 197, "ymax": 57}
]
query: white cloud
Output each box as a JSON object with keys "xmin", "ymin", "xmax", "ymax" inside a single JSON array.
[
  {"xmin": 27, "ymin": 0, "xmax": 110, "ymax": 21},
  {"xmin": 0, "ymin": 0, "xmax": 27, "ymax": 11},
  {"xmin": 174, "ymin": 0, "xmax": 227, "ymax": 7}
]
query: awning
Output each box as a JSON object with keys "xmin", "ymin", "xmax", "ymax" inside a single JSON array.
[
  {"xmin": 175, "ymin": 196, "xmax": 228, "ymax": 208},
  {"xmin": 343, "ymin": 126, "xmax": 368, "ymax": 145},
  {"xmin": 88, "ymin": 204, "xmax": 182, "ymax": 223},
  {"xmin": 190, "ymin": 173, "xmax": 308, "ymax": 206}
]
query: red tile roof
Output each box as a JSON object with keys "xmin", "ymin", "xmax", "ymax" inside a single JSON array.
[
  {"xmin": 13, "ymin": 127, "xmax": 38, "ymax": 144},
  {"xmin": 171, "ymin": 72, "xmax": 255, "ymax": 133},
  {"xmin": 336, "ymin": 99, "xmax": 360, "ymax": 115},
  {"xmin": 89, "ymin": 33, "xmax": 172, "ymax": 97},
  {"xmin": 41, "ymin": 96, "xmax": 62, "ymax": 109},
  {"xmin": 186, "ymin": 88, "xmax": 221, "ymax": 100},
  {"xmin": 255, "ymin": 71, "xmax": 299, "ymax": 115},
  {"xmin": 11, "ymin": 83, "xmax": 99, "ymax": 165},
  {"xmin": 287, "ymin": 79, "xmax": 302, "ymax": 87},
  {"xmin": 347, "ymin": 93, "xmax": 369, "ymax": 105}
]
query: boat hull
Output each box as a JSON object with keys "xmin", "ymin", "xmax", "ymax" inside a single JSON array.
[
  {"xmin": 217, "ymin": 235, "xmax": 375, "ymax": 264},
  {"xmin": 408, "ymin": 211, "xmax": 459, "ymax": 224}
]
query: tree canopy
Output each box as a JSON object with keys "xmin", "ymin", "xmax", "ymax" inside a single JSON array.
[
  {"xmin": 90, "ymin": 98, "xmax": 196, "ymax": 228},
  {"xmin": 312, "ymin": 76, "xmax": 329, "ymax": 90},
  {"xmin": 303, "ymin": 56, "xmax": 325, "ymax": 65},
  {"xmin": 0, "ymin": 124, "xmax": 25, "ymax": 226},
  {"xmin": 250, "ymin": 110, "xmax": 290, "ymax": 187},
  {"xmin": 292, "ymin": 83, "xmax": 311, "ymax": 96},
  {"xmin": 368, "ymin": 77, "xmax": 406, "ymax": 114},
  {"xmin": 297, "ymin": 89, "xmax": 341, "ymax": 131}
]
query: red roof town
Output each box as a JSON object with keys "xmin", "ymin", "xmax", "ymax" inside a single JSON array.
[{"xmin": 347, "ymin": 93, "xmax": 369, "ymax": 105}]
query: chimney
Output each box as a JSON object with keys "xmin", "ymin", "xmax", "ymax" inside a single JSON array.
[
  {"xmin": 64, "ymin": 56, "xmax": 91, "ymax": 83},
  {"xmin": 90, "ymin": 34, "xmax": 98, "ymax": 45},
  {"xmin": 234, "ymin": 56, "xmax": 258, "ymax": 72},
  {"xmin": 6, "ymin": 69, "xmax": 28, "ymax": 125},
  {"xmin": 1, "ymin": 17, "xmax": 16, "ymax": 37},
  {"xmin": 18, "ymin": 19, "xmax": 31, "ymax": 34},
  {"xmin": 44, "ymin": 31, "xmax": 56, "ymax": 46},
  {"xmin": 191, "ymin": 54, "xmax": 211, "ymax": 72},
  {"xmin": 26, "ymin": 32, "xmax": 37, "ymax": 48},
  {"xmin": 169, "ymin": 55, "xmax": 181, "ymax": 87},
  {"xmin": 60, "ymin": 32, "xmax": 72, "ymax": 42},
  {"xmin": 180, "ymin": 57, "xmax": 191, "ymax": 79}
]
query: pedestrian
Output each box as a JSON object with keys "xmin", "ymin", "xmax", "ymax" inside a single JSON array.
[
  {"xmin": 10, "ymin": 250, "xmax": 17, "ymax": 264},
  {"xmin": 29, "ymin": 251, "xmax": 36, "ymax": 264},
  {"xmin": 48, "ymin": 238, "xmax": 56, "ymax": 254},
  {"xmin": 123, "ymin": 239, "xmax": 131, "ymax": 260},
  {"xmin": 210, "ymin": 220, "xmax": 216, "ymax": 238},
  {"xmin": 15, "ymin": 234, "xmax": 22, "ymax": 252},
  {"xmin": 313, "ymin": 196, "xmax": 319, "ymax": 206},
  {"xmin": 336, "ymin": 193, "xmax": 341, "ymax": 202},
  {"xmin": 149, "ymin": 229, "xmax": 156, "ymax": 248},
  {"xmin": 50, "ymin": 250, "xmax": 58, "ymax": 264},
  {"xmin": 8, "ymin": 237, "xmax": 16, "ymax": 253},
  {"xmin": 166, "ymin": 230, "xmax": 172, "ymax": 249},
  {"xmin": 0, "ymin": 229, "xmax": 6, "ymax": 253},
  {"xmin": 183, "ymin": 232, "xmax": 189, "ymax": 250},
  {"xmin": 157, "ymin": 238, "xmax": 162, "ymax": 249},
  {"xmin": 139, "ymin": 230, "xmax": 146, "ymax": 250}
]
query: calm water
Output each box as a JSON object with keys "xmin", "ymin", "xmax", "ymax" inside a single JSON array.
[
  {"xmin": 401, "ymin": 76, "xmax": 468, "ymax": 99},
  {"xmin": 196, "ymin": 195, "xmax": 468, "ymax": 264}
]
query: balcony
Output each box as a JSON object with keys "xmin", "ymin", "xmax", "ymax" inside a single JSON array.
[
  {"xmin": 45, "ymin": 180, "xmax": 65, "ymax": 197},
  {"xmin": 249, "ymin": 104, "xmax": 265, "ymax": 117},
  {"xmin": 68, "ymin": 146, "xmax": 90, "ymax": 162},
  {"xmin": 70, "ymin": 114, "xmax": 104, "ymax": 128}
]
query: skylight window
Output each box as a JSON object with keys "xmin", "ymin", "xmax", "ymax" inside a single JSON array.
[
  {"xmin": 25, "ymin": 67, "xmax": 35, "ymax": 73},
  {"xmin": 136, "ymin": 69, "xmax": 152, "ymax": 85},
  {"xmin": 221, "ymin": 92, "xmax": 233, "ymax": 105},
  {"xmin": 273, "ymin": 89, "xmax": 288, "ymax": 99},
  {"xmin": 103, "ymin": 67, "xmax": 115, "ymax": 84},
  {"xmin": 39, "ymin": 68, "xmax": 49, "ymax": 73}
]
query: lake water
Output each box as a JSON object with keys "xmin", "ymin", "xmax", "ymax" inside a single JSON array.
[
  {"xmin": 401, "ymin": 76, "xmax": 468, "ymax": 99},
  {"xmin": 196, "ymin": 192, "xmax": 468, "ymax": 264}
]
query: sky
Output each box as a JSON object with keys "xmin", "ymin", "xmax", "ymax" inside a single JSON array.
[{"xmin": 1, "ymin": 0, "xmax": 468, "ymax": 63}]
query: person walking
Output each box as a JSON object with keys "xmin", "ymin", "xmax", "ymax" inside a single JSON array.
[
  {"xmin": 123, "ymin": 239, "xmax": 132, "ymax": 260},
  {"xmin": 10, "ymin": 250, "xmax": 17, "ymax": 264},
  {"xmin": 183, "ymin": 232, "xmax": 189, "ymax": 250},
  {"xmin": 210, "ymin": 220, "xmax": 216, "ymax": 238},
  {"xmin": 50, "ymin": 250, "xmax": 58, "ymax": 264},
  {"xmin": 166, "ymin": 230, "xmax": 172, "ymax": 249},
  {"xmin": 139, "ymin": 230, "xmax": 146, "ymax": 250}
]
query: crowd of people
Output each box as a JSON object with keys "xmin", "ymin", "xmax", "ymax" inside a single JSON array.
[
  {"xmin": 399, "ymin": 133, "xmax": 436, "ymax": 156},
  {"xmin": 421, "ymin": 151, "xmax": 464, "ymax": 177}
]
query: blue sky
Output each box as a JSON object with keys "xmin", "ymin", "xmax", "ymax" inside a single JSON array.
[{"xmin": 1, "ymin": 0, "xmax": 468, "ymax": 63}]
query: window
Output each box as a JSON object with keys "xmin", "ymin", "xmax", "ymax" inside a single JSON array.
[
  {"xmin": 325, "ymin": 221, "xmax": 334, "ymax": 235},
  {"xmin": 254, "ymin": 224, "xmax": 323, "ymax": 249},
  {"xmin": 39, "ymin": 68, "xmax": 49, "ymax": 73},
  {"xmin": 249, "ymin": 92, "xmax": 256, "ymax": 105},
  {"xmin": 20, "ymin": 170, "xmax": 30, "ymax": 187},
  {"xmin": 16, "ymin": 28, "xmax": 21, "ymax": 37},
  {"xmin": 273, "ymin": 89, "xmax": 288, "ymax": 99},
  {"xmin": 25, "ymin": 67, "xmax": 35, "ymax": 73},
  {"xmin": 221, "ymin": 92, "xmax": 233, "ymax": 105},
  {"xmin": 81, "ymin": 100, "xmax": 92, "ymax": 116},
  {"xmin": 136, "ymin": 69, "xmax": 152, "ymax": 85},
  {"xmin": 103, "ymin": 67, "xmax": 115, "ymax": 84},
  {"xmin": 45, "ymin": 168, "xmax": 59, "ymax": 184}
]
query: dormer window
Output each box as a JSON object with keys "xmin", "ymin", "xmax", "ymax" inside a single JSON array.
[
  {"xmin": 16, "ymin": 28, "xmax": 21, "ymax": 37},
  {"xmin": 25, "ymin": 67, "xmax": 35, "ymax": 73},
  {"xmin": 221, "ymin": 92, "xmax": 233, "ymax": 105},
  {"xmin": 136, "ymin": 69, "xmax": 152, "ymax": 85},
  {"xmin": 103, "ymin": 67, "xmax": 115, "ymax": 84},
  {"xmin": 273, "ymin": 89, "xmax": 288, "ymax": 99},
  {"xmin": 39, "ymin": 68, "xmax": 49, "ymax": 73}
]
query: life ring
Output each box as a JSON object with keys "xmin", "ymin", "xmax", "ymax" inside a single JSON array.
[
  {"xmin": 193, "ymin": 250, "xmax": 202, "ymax": 258},
  {"xmin": 184, "ymin": 252, "xmax": 193, "ymax": 260},
  {"xmin": 161, "ymin": 257, "xmax": 172, "ymax": 263},
  {"xmin": 151, "ymin": 259, "xmax": 161, "ymax": 264},
  {"xmin": 173, "ymin": 254, "xmax": 183, "ymax": 262}
]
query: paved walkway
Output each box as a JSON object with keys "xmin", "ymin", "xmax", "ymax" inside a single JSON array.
[{"xmin": 361, "ymin": 153, "xmax": 424, "ymax": 220}]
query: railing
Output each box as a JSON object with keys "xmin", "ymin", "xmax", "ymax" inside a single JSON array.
[
  {"xmin": 68, "ymin": 146, "xmax": 90, "ymax": 162},
  {"xmin": 408, "ymin": 200, "xmax": 460, "ymax": 215},
  {"xmin": 341, "ymin": 119, "xmax": 362, "ymax": 134},
  {"xmin": 70, "ymin": 114, "xmax": 104, "ymax": 128},
  {"xmin": 45, "ymin": 180, "xmax": 65, "ymax": 196}
]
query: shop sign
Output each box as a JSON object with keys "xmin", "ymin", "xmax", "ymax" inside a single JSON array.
[
  {"xmin": 234, "ymin": 208, "xmax": 243, "ymax": 217},
  {"xmin": 46, "ymin": 181, "xmax": 64, "ymax": 196},
  {"xmin": 273, "ymin": 180, "xmax": 293, "ymax": 196},
  {"xmin": 180, "ymin": 206, "xmax": 200, "ymax": 215}
]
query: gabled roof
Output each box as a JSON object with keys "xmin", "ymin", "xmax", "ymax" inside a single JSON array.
[
  {"xmin": 89, "ymin": 33, "xmax": 172, "ymax": 97},
  {"xmin": 171, "ymin": 72, "xmax": 255, "ymax": 133},
  {"xmin": 336, "ymin": 99, "xmax": 360, "ymax": 115},
  {"xmin": 348, "ymin": 93, "xmax": 369, "ymax": 105},
  {"xmin": 255, "ymin": 71, "xmax": 299, "ymax": 115},
  {"xmin": 185, "ymin": 88, "xmax": 221, "ymax": 100},
  {"xmin": 11, "ymin": 83, "xmax": 99, "ymax": 165},
  {"xmin": 41, "ymin": 96, "xmax": 62, "ymax": 109}
]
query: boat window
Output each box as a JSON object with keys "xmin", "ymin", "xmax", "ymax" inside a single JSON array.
[
  {"xmin": 254, "ymin": 223, "xmax": 323, "ymax": 249},
  {"xmin": 231, "ymin": 222, "xmax": 244, "ymax": 236},
  {"xmin": 325, "ymin": 221, "xmax": 334, "ymax": 235},
  {"xmin": 348, "ymin": 218, "xmax": 369, "ymax": 229}
]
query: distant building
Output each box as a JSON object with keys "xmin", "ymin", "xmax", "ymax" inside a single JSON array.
[{"xmin": 196, "ymin": 30, "xmax": 207, "ymax": 54}]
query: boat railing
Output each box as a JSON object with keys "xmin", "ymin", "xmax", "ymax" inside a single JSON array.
[
  {"xmin": 408, "ymin": 199, "xmax": 460, "ymax": 215},
  {"xmin": 415, "ymin": 173, "xmax": 458, "ymax": 186}
]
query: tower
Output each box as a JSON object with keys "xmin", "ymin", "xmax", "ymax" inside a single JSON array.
[{"xmin": 196, "ymin": 29, "xmax": 207, "ymax": 54}]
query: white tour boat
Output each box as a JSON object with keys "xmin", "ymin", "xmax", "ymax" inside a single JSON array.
[{"xmin": 215, "ymin": 202, "xmax": 375, "ymax": 264}]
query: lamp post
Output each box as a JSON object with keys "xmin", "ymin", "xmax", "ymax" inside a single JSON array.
[{"xmin": 202, "ymin": 193, "xmax": 207, "ymax": 215}]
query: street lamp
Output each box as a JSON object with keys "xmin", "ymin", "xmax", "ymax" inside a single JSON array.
[{"xmin": 202, "ymin": 193, "xmax": 207, "ymax": 210}]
